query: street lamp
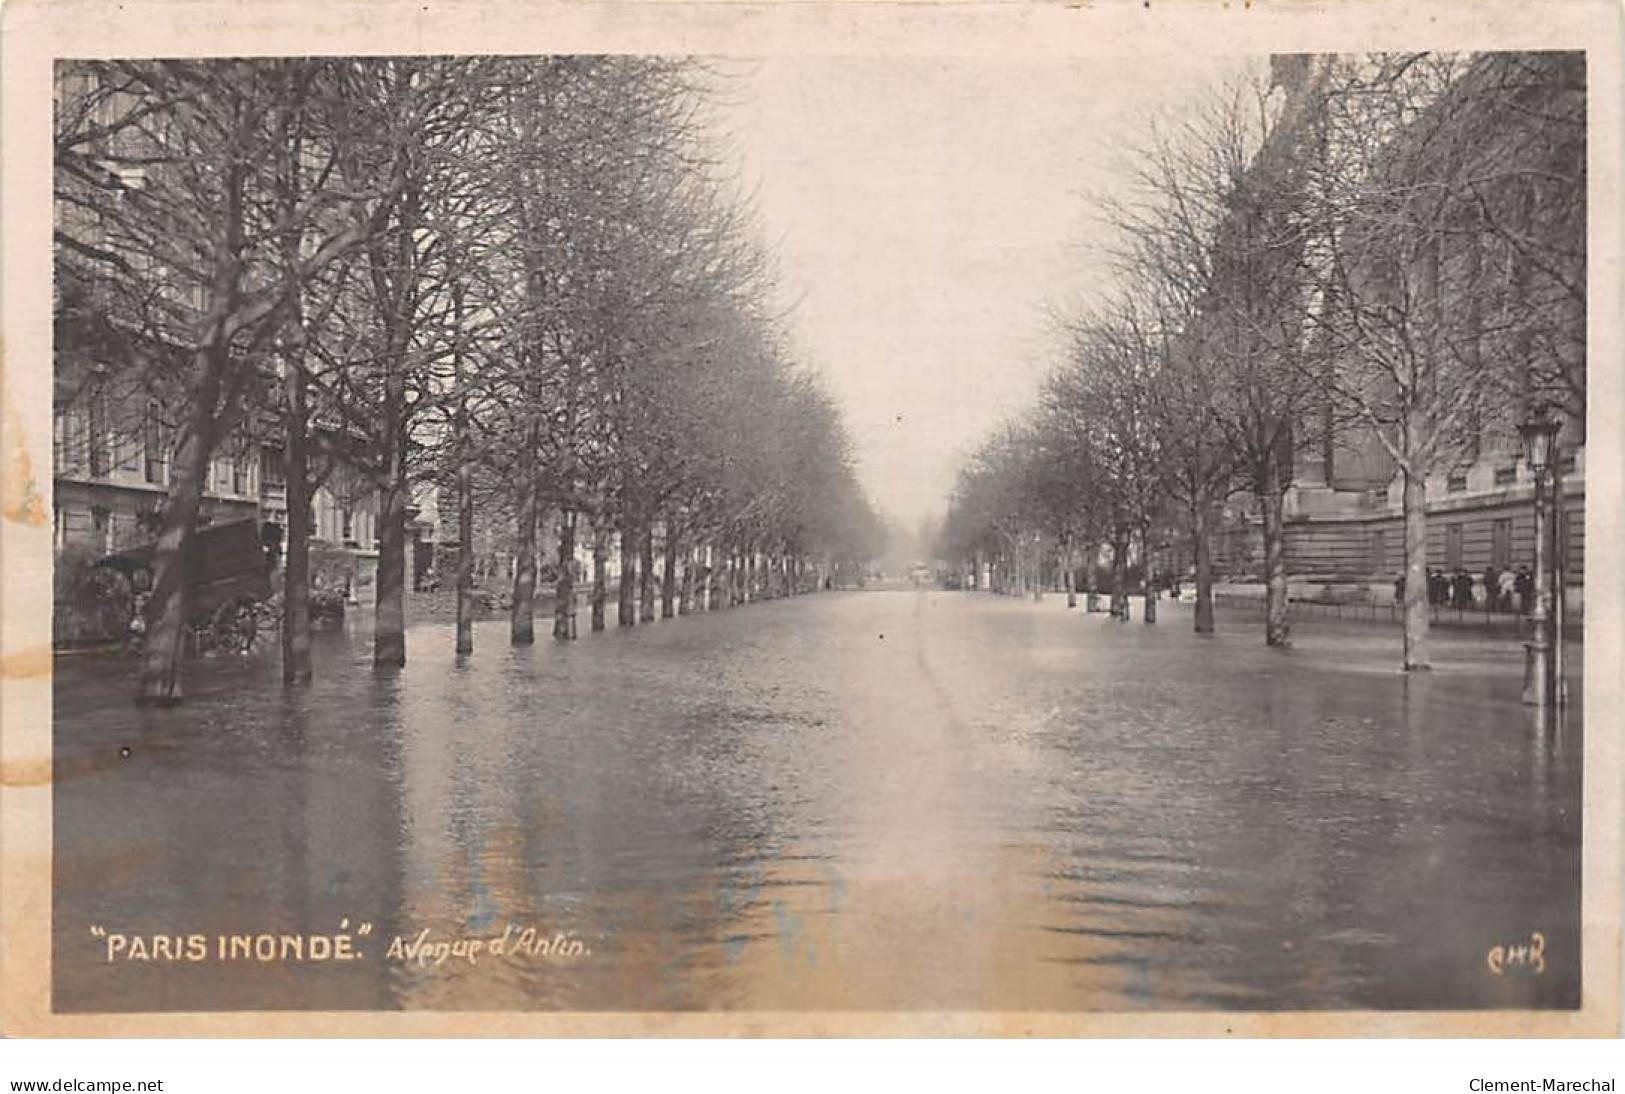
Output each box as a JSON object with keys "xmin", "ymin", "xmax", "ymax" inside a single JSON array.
[{"xmin": 1519, "ymin": 409, "xmax": 1560, "ymax": 709}]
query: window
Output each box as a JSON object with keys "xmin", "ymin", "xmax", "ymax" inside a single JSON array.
[
  {"xmin": 1446, "ymin": 473, "xmax": 1468, "ymax": 494},
  {"xmin": 1494, "ymin": 466, "xmax": 1516, "ymax": 487},
  {"xmin": 53, "ymin": 409, "xmax": 70, "ymax": 473},
  {"xmin": 232, "ymin": 448, "xmax": 250, "ymax": 495},
  {"xmin": 115, "ymin": 431, "xmax": 138, "ymax": 474},
  {"xmin": 1558, "ymin": 452, "xmax": 1577, "ymax": 475},
  {"xmin": 1492, "ymin": 518, "xmax": 1512, "ymax": 571},
  {"xmin": 143, "ymin": 405, "xmax": 166, "ymax": 484},
  {"xmin": 87, "ymin": 395, "xmax": 109, "ymax": 477},
  {"xmin": 1368, "ymin": 529, "xmax": 1386, "ymax": 574},
  {"xmin": 260, "ymin": 448, "xmax": 286, "ymax": 491},
  {"xmin": 1446, "ymin": 524, "xmax": 1464, "ymax": 570},
  {"xmin": 91, "ymin": 506, "xmax": 111, "ymax": 552},
  {"xmin": 341, "ymin": 506, "xmax": 353, "ymax": 544}
]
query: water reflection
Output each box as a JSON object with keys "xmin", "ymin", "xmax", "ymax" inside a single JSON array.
[{"xmin": 53, "ymin": 593, "xmax": 1580, "ymax": 1012}]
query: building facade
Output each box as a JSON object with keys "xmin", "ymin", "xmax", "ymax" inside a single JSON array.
[
  {"xmin": 51, "ymin": 389, "xmax": 438, "ymax": 640},
  {"xmin": 1205, "ymin": 52, "xmax": 1588, "ymax": 609}
]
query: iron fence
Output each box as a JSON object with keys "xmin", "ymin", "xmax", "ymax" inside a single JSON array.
[{"xmin": 1208, "ymin": 592, "xmax": 1581, "ymax": 638}]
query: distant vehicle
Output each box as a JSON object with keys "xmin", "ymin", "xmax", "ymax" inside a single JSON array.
[
  {"xmin": 94, "ymin": 519, "xmax": 274, "ymax": 651},
  {"xmin": 909, "ymin": 565, "xmax": 933, "ymax": 587}
]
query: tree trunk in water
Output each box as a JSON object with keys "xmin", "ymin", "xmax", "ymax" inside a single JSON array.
[
  {"xmin": 661, "ymin": 526, "xmax": 678, "ymax": 618},
  {"xmin": 1064, "ymin": 540, "xmax": 1077, "ymax": 609},
  {"xmin": 510, "ymin": 447, "xmax": 537, "ymax": 645},
  {"xmin": 1142, "ymin": 523, "xmax": 1157, "ymax": 624},
  {"xmin": 451, "ymin": 276, "xmax": 474, "ymax": 658},
  {"xmin": 591, "ymin": 526, "xmax": 608, "ymax": 633},
  {"xmin": 554, "ymin": 510, "xmax": 577, "ymax": 640},
  {"xmin": 1258, "ymin": 455, "xmax": 1290, "ymax": 647},
  {"xmin": 1193, "ymin": 498, "xmax": 1215, "ymax": 635},
  {"xmin": 1402, "ymin": 466, "xmax": 1430, "ymax": 671},
  {"xmin": 275, "ymin": 109, "xmax": 313, "ymax": 684},
  {"xmin": 137, "ymin": 369, "xmax": 221, "ymax": 705},
  {"xmin": 454, "ymin": 451, "xmax": 474, "ymax": 656},
  {"xmin": 1111, "ymin": 535, "xmax": 1129, "ymax": 621},
  {"xmin": 618, "ymin": 513, "xmax": 638, "ymax": 627},
  {"xmin": 679, "ymin": 545, "xmax": 695, "ymax": 615},
  {"xmin": 282, "ymin": 366, "xmax": 313, "ymax": 683},
  {"xmin": 374, "ymin": 406, "xmax": 408, "ymax": 669},
  {"xmin": 639, "ymin": 526, "xmax": 656, "ymax": 622}
]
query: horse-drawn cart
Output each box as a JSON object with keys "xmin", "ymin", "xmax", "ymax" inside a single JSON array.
[{"xmin": 94, "ymin": 519, "xmax": 275, "ymax": 652}]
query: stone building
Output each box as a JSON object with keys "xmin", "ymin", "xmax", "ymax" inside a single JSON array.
[
  {"xmin": 51, "ymin": 379, "xmax": 437, "ymax": 634},
  {"xmin": 1212, "ymin": 52, "xmax": 1586, "ymax": 609}
]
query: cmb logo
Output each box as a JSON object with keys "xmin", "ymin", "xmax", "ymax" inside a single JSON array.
[{"xmin": 1486, "ymin": 931, "xmax": 1547, "ymax": 976}]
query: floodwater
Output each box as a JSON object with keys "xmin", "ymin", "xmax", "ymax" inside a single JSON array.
[{"xmin": 52, "ymin": 590, "xmax": 1581, "ymax": 1013}]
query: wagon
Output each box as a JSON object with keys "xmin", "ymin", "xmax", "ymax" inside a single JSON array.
[{"xmin": 94, "ymin": 518, "xmax": 275, "ymax": 651}]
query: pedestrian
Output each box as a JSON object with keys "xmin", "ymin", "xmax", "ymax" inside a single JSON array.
[
  {"xmin": 1453, "ymin": 571, "xmax": 1473, "ymax": 610},
  {"xmin": 1515, "ymin": 566, "xmax": 1533, "ymax": 614},
  {"xmin": 1394, "ymin": 573, "xmax": 1406, "ymax": 604},
  {"xmin": 1482, "ymin": 565, "xmax": 1498, "ymax": 611},
  {"xmin": 1498, "ymin": 567, "xmax": 1516, "ymax": 613}
]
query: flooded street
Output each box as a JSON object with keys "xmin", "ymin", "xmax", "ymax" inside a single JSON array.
[{"xmin": 53, "ymin": 590, "xmax": 1581, "ymax": 1013}]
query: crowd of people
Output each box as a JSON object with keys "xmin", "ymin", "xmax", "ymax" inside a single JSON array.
[{"xmin": 1395, "ymin": 565, "xmax": 1535, "ymax": 613}]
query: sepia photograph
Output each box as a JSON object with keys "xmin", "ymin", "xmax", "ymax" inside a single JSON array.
[{"xmin": 1, "ymin": 0, "xmax": 1620, "ymax": 1048}]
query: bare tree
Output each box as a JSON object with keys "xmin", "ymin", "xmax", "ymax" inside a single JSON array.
[
  {"xmin": 55, "ymin": 60, "xmax": 377, "ymax": 703},
  {"xmin": 1302, "ymin": 52, "xmax": 1584, "ymax": 670}
]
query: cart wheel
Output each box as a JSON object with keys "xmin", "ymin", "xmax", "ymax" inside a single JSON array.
[{"xmin": 204, "ymin": 597, "xmax": 262, "ymax": 654}]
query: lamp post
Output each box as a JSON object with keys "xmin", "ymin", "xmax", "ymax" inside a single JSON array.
[
  {"xmin": 1550, "ymin": 439, "xmax": 1569, "ymax": 707},
  {"xmin": 1519, "ymin": 409, "xmax": 1560, "ymax": 709}
]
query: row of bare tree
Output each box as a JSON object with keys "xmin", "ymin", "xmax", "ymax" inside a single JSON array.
[
  {"xmin": 54, "ymin": 56, "xmax": 885, "ymax": 704},
  {"xmin": 940, "ymin": 51, "xmax": 1584, "ymax": 667}
]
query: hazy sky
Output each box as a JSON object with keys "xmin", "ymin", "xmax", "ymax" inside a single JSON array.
[{"xmin": 726, "ymin": 54, "xmax": 1243, "ymax": 532}]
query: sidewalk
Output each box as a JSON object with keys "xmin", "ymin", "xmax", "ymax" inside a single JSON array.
[{"xmin": 1055, "ymin": 592, "xmax": 1583, "ymax": 696}]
